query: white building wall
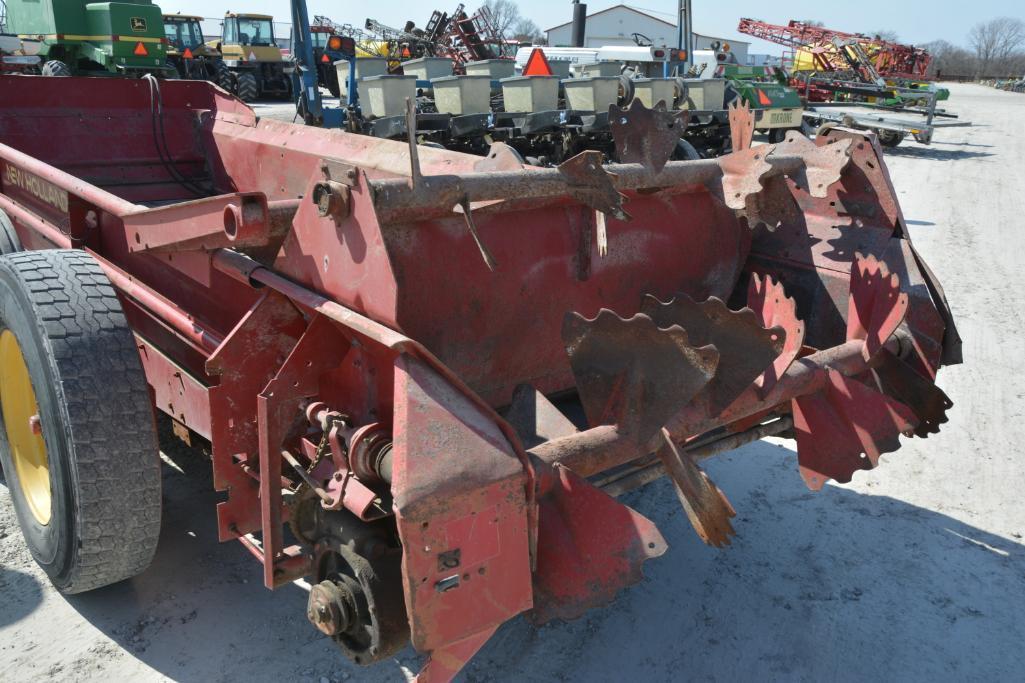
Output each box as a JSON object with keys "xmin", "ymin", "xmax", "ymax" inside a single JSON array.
[
  {"xmin": 546, "ymin": 8, "xmax": 748, "ymax": 63},
  {"xmin": 547, "ymin": 11, "xmax": 675, "ymax": 48}
]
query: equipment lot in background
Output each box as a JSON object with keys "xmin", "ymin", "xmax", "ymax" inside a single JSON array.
[{"xmin": 0, "ymin": 82, "xmax": 1022, "ymax": 682}]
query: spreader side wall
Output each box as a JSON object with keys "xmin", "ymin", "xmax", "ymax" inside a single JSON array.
[
  {"xmin": 384, "ymin": 196, "xmax": 751, "ymax": 405},
  {"xmin": 0, "ymin": 76, "xmax": 252, "ymax": 205}
]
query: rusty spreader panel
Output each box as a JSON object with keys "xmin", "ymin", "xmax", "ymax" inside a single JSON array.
[{"xmin": 0, "ymin": 75, "xmax": 958, "ymax": 682}]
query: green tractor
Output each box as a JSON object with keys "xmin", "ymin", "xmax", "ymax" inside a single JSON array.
[
  {"xmin": 162, "ymin": 13, "xmax": 230, "ymax": 86},
  {"xmin": 719, "ymin": 63, "xmax": 805, "ymax": 142},
  {"xmin": 4, "ymin": 0, "xmax": 167, "ymax": 76}
]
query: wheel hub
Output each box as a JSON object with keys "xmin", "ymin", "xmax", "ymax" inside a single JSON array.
[
  {"xmin": 307, "ymin": 579, "xmax": 358, "ymax": 636},
  {"xmin": 0, "ymin": 330, "xmax": 50, "ymax": 525}
]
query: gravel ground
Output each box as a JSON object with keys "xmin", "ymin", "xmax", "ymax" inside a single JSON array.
[{"xmin": 2, "ymin": 82, "xmax": 1023, "ymax": 682}]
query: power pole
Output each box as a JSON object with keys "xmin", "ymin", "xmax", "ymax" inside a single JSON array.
[
  {"xmin": 677, "ymin": 0, "xmax": 693, "ymax": 69},
  {"xmin": 571, "ymin": 0, "xmax": 587, "ymax": 48}
]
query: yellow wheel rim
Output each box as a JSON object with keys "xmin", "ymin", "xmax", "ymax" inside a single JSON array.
[{"xmin": 0, "ymin": 330, "xmax": 51, "ymax": 525}]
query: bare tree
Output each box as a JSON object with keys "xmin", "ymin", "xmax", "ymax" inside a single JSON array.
[
  {"xmin": 872, "ymin": 29, "xmax": 900, "ymax": 42},
  {"xmin": 968, "ymin": 17, "xmax": 1025, "ymax": 76},
  {"xmin": 921, "ymin": 39, "xmax": 977, "ymax": 78},
  {"xmin": 512, "ymin": 17, "xmax": 545, "ymax": 45},
  {"xmin": 482, "ymin": 0, "xmax": 521, "ymax": 38}
]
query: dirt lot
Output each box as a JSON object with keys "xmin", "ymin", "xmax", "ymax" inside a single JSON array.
[{"xmin": 1, "ymin": 82, "xmax": 1023, "ymax": 682}]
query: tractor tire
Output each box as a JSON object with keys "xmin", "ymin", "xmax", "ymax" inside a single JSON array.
[
  {"xmin": 235, "ymin": 72, "xmax": 259, "ymax": 102},
  {"xmin": 815, "ymin": 122, "xmax": 838, "ymax": 139},
  {"xmin": 40, "ymin": 60, "xmax": 72, "ymax": 77},
  {"xmin": 617, "ymin": 75, "xmax": 635, "ymax": 106},
  {"xmin": 164, "ymin": 59, "xmax": 182, "ymax": 79},
  {"xmin": 214, "ymin": 61, "xmax": 237, "ymax": 94},
  {"xmin": 0, "ymin": 250, "xmax": 161, "ymax": 594},
  {"xmin": 877, "ymin": 129, "xmax": 905, "ymax": 148},
  {"xmin": 673, "ymin": 139, "xmax": 702, "ymax": 160},
  {"xmin": 767, "ymin": 128, "xmax": 790, "ymax": 143},
  {"xmin": 326, "ymin": 71, "xmax": 341, "ymax": 99},
  {"xmin": 0, "ymin": 209, "xmax": 20, "ymax": 255},
  {"xmin": 672, "ymin": 77, "xmax": 689, "ymax": 108},
  {"xmin": 723, "ymin": 84, "xmax": 740, "ymax": 109}
]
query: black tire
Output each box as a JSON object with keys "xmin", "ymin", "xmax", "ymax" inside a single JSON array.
[
  {"xmin": 767, "ymin": 128, "xmax": 790, "ymax": 143},
  {"xmin": 40, "ymin": 60, "xmax": 72, "ymax": 77},
  {"xmin": 617, "ymin": 75, "xmax": 635, "ymax": 106},
  {"xmin": 815, "ymin": 122, "xmax": 837, "ymax": 139},
  {"xmin": 326, "ymin": 71, "xmax": 341, "ymax": 99},
  {"xmin": 0, "ymin": 209, "xmax": 20, "ymax": 255},
  {"xmin": 723, "ymin": 84, "xmax": 739, "ymax": 109},
  {"xmin": 673, "ymin": 139, "xmax": 702, "ymax": 160},
  {"xmin": 877, "ymin": 130, "xmax": 905, "ymax": 148},
  {"xmin": 214, "ymin": 61, "xmax": 236, "ymax": 94},
  {"xmin": 235, "ymin": 71, "xmax": 259, "ymax": 102},
  {"xmin": 164, "ymin": 59, "xmax": 182, "ymax": 79},
  {"xmin": 672, "ymin": 77, "xmax": 689, "ymax": 108},
  {"xmin": 0, "ymin": 250, "xmax": 161, "ymax": 594}
]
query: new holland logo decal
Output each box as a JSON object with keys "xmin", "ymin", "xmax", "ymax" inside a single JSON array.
[{"xmin": 130, "ymin": 17, "xmax": 147, "ymax": 32}]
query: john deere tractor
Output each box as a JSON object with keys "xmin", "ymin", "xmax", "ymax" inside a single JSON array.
[
  {"xmin": 4, "ymin": 0, "xmax": 167, "ymax": 76},
  {"xmin": 209, "ymin": 12, "xmax": 290, "ymax": 101},
  {"xmin": 162, "ymin": 13, "xmax": 229, "ymax": 85}
]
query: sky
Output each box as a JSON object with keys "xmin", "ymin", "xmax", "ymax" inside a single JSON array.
[{"xmin": 172, "ymin": 0, "xmax": 1024, "ymax": 55}]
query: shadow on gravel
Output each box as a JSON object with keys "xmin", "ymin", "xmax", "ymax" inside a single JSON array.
[
  {"xmin": 465, "ymin": 440, "xmax": 1025, "ymax": 682},
  {"xmin": 32, "ymin": 433, "xmax": 1025, "ymax": 682},
  {"xmin": 0, "ymin": 564, "xmax": 43, "ymax": 629},
  {"xmin": 0, "ymin": 467, "xmax": 44, "ymax": 629},
  {"xmin": 883, "ymin": 146, "xmax": 995, "ymax": 161}
]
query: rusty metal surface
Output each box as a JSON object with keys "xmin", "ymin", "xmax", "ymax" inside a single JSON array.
[
  {"xmin": 793, "ymin": 369, "xmax": 918, "ymax": 490},
  {"xmin": 473, "ymin": 142, "xmax": 528, "ymax": 172},
  {"xmin": 0, "ymin": 76, "xmax": 963, "ymax": 683},
  {"xmin": 747, "ymin": 274, "xmax": 805, "ymax": 397},
  {"xmin": 728, "ymin": 100, "xmax": 755, "ymax": 152},
  {"xmin": 870, "ymin": 349, "xmax": 952, "ymax": 438},
  {"xmin": 609, "ymin": 99, "xmax": 688, "ymax": 173},
  {"xmin": 530, "ymin": 465, "xmax": 667, "ymax": 623},
  {"xmin": 848, "ymin": 252, "xmax": 910, "ymax": 361},
  {"xmin": 595, "ymin": 417, "xmax": 793, "ymax": 497},
  {"xmin": 776, "ymin": 131, "xmax": 854, "ymax": 200},
  {"xmin": 415, "ymin": 626, "xmax": 498, "ymax": 683},
  {"xmin": 563, "ymin": 309, "xmax": 718, "ymax": 442},
  {"xmin": 205, "ymin": 292, "xmax": 306, "ymax": 542},
  {"xmin": 717, "ymin": 146, "xmax": 774, "ymax": 211},
  {"xmin": 391, "ymin": 354, "xmax": 532, "ymax": 653},
  {"xmin": 639, "ymin": 294, "xmax": 785, "ymax": 417},
  {"xmin": 655, "ymin": 429, "xmax": 736, "ymax": 546},
  {"xmin": 556, "ymin": 151, "xmax": 629, "ymax": 221},
  {"xmin": 504, "ymin": 384, "xmax": 578, "ymax": 449}
]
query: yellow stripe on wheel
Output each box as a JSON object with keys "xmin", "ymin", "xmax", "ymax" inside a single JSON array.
[{"xmin": 0, "ymin": 329, "xmax": 50, "ymax": 525}]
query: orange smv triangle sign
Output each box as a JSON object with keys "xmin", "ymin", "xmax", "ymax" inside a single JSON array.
[
  {"xmin": 522, "ymin": 47, "xmax": 553, "ymax": 76},
  {"xmin": 183, "ymin": 47, "xmax": 194, "ymax": 59},
  {"xmin": 133, "ymin": 41, "xmax": 148, "ymax": 56}
]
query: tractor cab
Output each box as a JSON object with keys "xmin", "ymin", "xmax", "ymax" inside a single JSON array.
[
  {"xmin": 164, "ymin": 14, "xmax": 204, "ymax": 53},
  {"xmin": 163, "ymin": 13, "xmax": 224, "ymax": 81},
  {"xmin": 210, "ymin": 12, "xmax": 289, "ymax": 101},
  {"xmin": 163, "ymin": 14, "xmax": 217, "ymax": 59},
  {"xmin": 219, "ymin": 13, "xmax": 283, "ymax": 62}
]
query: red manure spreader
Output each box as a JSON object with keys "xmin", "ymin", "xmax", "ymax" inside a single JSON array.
[{"xmin": 0, "ymin": 76, "xmax": 958, "ymax": 680}]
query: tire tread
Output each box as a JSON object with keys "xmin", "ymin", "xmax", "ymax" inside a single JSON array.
[{"xmin": 0, "ymin": 250, "xmax": 161, "ymax": 593}]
